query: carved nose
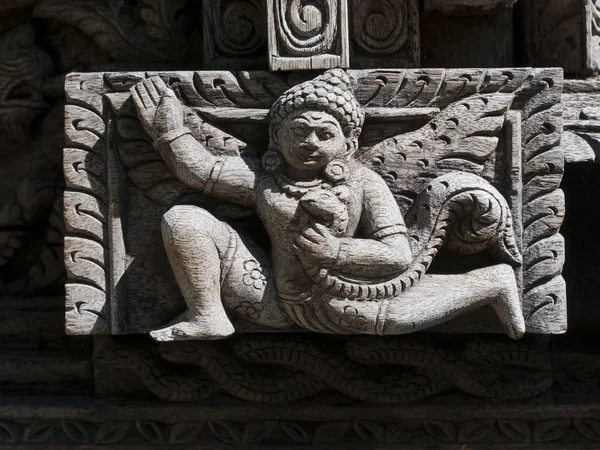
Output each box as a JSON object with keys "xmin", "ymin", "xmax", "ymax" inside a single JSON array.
[{"xmin": 304, "ymin": 132, "xmax": 319, "ymax": 146}]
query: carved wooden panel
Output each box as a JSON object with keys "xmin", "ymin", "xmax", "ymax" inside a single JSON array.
[
  {"xmin": 203, "ymin": 0, "xmax": 269, "ymax": 69},
  {"xmin": 421, "ymin": 7, "xmax": 513, "ymax": 68},
  {"xmin": 63, "ymin": 68, "xmax": 566, "ymax": 338},
  {"xmin": 563, "ymin": 79, "xmax": 600, "ymax": 163},
  {"xmin": 349, "ymin": 0, "xmax": 420, "ymax": 68},
  {"xmin": 520, "ymin": 0, "xmax": 600, "ymax": 76},
  {"xmin": 267, "ymin": 0, "xmax": 350, "ymax": 70}
]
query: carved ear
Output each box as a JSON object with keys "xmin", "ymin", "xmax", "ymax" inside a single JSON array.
[
  {"xmin": 345, "ymin": 137, "xmax": 359, "ymax": 156},
  {"xmin": 270, "ymin": 123, "xmax": 282, "ymax": 146}
]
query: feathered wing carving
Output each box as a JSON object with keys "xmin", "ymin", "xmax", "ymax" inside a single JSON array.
[
  {"xmin": 115, "ymin": 98, "xmax": 256, "ymax": 218},
  {"xmin": 361, "ymin": 93, "xmax": 515, "ymax": 214}
]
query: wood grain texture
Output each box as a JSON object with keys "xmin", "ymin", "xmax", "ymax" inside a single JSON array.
[
  {"xmin": 563, "ymin": 79, "xmax": 600, "ymax": 163},
  {"xmin": 64, "ymin": 69, "xmax": 567, "ymax": 337},
  {"xmin": 63, "ymin": 73, "xmax": 110, "ymax": 335},
  {"xmin": 267, "ymin": 0, "xmax": 350, "ymax": 70}
]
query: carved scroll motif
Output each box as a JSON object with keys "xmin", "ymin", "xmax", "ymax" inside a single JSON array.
[
  {"xmin": 268, "ymin": 0, "xmax": 349, "ymax": 70},
  {"xmin": 350, "ymin": 0, "xmax": 420, "ymax": 68},
  {"xmin": 203, "ymin": 0, "xmax": 268, "ymax": 69},
  {"xmin": 95, "ymin": 335, "xmax": 552, "ymax": 403}
]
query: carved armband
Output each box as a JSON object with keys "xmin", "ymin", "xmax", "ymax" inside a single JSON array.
[
  {"xmin": 153, "ymin": 127, "xmax": 192, "ymax": 151},
  {"xmin": 368, "ymin": 224, "xmax": 408, "ymax": 241}
]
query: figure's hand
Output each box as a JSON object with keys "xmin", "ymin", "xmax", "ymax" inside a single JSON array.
[
  {"xmin": 130, "ymin": 76, "xmax": 184, "ymax": 141},
  {"xmin": 294, "ymin": 223, "xmax": 341, "ymax": 269}
]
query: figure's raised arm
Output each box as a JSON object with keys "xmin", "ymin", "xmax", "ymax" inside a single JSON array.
[{"xmin": 130, "ymin": 76, "xmax": 259, "ymax": 207}]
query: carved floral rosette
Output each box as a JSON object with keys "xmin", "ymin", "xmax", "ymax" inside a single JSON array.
[{"xmin": 63, "ymin": 68, "xmax": 566, "ymax": 336}]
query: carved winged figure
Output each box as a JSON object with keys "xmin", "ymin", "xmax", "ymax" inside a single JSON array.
[{"xmin": 130, "ymin": 69, "xmax": 525, "ymax": 341}]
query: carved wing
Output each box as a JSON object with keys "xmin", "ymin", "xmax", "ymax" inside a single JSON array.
[
  {"xmin": 360, "ymin": 93, "xmax": 515, "ymax": 214},
  {"xmin": 108, "ymin": 78, "xmax": 259, "ymax": 217}
]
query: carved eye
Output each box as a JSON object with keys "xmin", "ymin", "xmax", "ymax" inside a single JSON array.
[
  {"xmin": 319, "ymin": 131, "xmax": 334, "ymax": 140},
  {"xmin": 293, "ymin": 127, "xmax": 308, "ymax": 137}
]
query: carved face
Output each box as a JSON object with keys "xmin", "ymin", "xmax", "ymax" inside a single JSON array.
[{"xmin": 278, "ymin": 110, "xmax": 347, "ymax": 171}]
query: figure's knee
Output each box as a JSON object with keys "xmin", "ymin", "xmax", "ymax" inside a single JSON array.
[{"xmin": 162, "ymin": 205, "xmax": 219, "ymax": 237}]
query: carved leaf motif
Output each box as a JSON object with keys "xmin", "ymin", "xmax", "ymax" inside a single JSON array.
[
  {"xmin": 574, "ymin": 419, "xmax": 600, "ymax": 441},
  {"xmin": 0, "ymin": 422, "xmax": 20, "ymax": 444},
  {"xmin": 138, "ymin": 0, "xmax": 195, "ymax": 56},
  {"xmin": 532, "ymin": 420, "xmax": 571, "ymax": 443},
  {"xmin": 385, "ymin": 422, "xmax": 422, "ymax": 443},
  {"xmin": 280, "ymin": 421, "xmax": 312, "ymax": 444},
  {"xmin": 423, "ymin": 420, "xmax": 457, "ymax": 442},
  {"xmin": 22, "ymin": 423, "xmax": 57, "ymax": 444},
  {"xmin": 208, "ymin": 421, "xmax": 242, "ymax": 444},
  {"xmin": 498, "ymin": 420, "xmax": 532, "ymax": 442},
  {"xmin": 34, "ymin": 0, "xmax": 180, "ymax": 61},
  {"xmin": 313, "ymin": 421, "xmax": 351, "ymax": 443},
  {"xmin": 242, "ymin": 421, "xmax": 279, "ymax": 443},
  {"xmin": 169, "ymin": 422, "xmax": 203, "ymax": 444},
  {"xmin": 457, "ymin": 420, "xmax": 496, "ymax": 443},
  {"xmin": 136, "ymin": 421, "xmax": 166, "ymax": 444},
  {"xmin": 94, "ymin": 421, "xmax": 132, "ymax": 444},
  {"xmin": 353, "ymin": 421, "xmax": 385, "ymax": 442},
  {"xmin": 62, "ymin": 421, "xmax": 92, "ymax": 443}
]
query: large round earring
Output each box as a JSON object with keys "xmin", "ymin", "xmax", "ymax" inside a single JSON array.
[
  {"xmin": 323, "ymin": 159, "xmax": 349, "ymax": 184},
  {"xmin": 262, "ymin": 149, "xmax": 284, "ymax": 174}
]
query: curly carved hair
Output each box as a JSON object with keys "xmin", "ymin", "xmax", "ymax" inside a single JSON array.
[{"xmin": 269, "ymin": 69, "xmax": 365, "ymax": 145}]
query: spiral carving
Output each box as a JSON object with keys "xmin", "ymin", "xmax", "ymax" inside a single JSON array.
[
  {"xmin": 275, "ymin": 0, "xmax": 339, "ymax": 56},
  {"xmin": 352, "ymin": 0, "xmax": 407, "ymax": 55},
  {"xmin": 214, "ymin": 0, "xmax": 267, "ymax": 56}
]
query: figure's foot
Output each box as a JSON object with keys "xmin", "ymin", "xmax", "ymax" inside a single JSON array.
[
  {"xmin": 150, "ymin": 313, "xmax": 235, "ymax": 342},
  {"xmin": 490, "ymin": 265, "xmax": 526, "ymax": 340}
]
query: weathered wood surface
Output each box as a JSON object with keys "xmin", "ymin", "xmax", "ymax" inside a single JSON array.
[
  {"xmin": 203, "ymin": 0, "xmax": 268, "ymax": 70},
  {"xmin": 519, "ymin": 0, "xmax": 600, "ymax": 76},
  {"xmin": 563, "ymin": 79, "xmax": 600, "ymax": 163},
  {"xmin": 267, "ymin": 0, "xmax": 350, "ymax": 70},
  {"xmin": 64, "ymin": 68, "xmax": 567, "ymax": 338},
  {"xmin": 349, "ymin": 0, "xmax": 420, "ymax": 68}
]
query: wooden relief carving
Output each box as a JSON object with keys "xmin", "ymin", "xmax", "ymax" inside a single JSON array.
[
  {"xmin": 563, "ymin": 80, "xmax": 600, "ymax": 164},
  {"xmin": 350, "ymin": 0, "xmax": 420, "ymax": 68},
  {"xmin": 63, "ymin": 68, "xmax": 566, "ymax": 341},
  {"xmin": 94, "ymin": 334, "xmax": 552, "ymax": 403},
  {"xmin": 520, "ymin": 0, "xmax": 600, "ymax": 75},
  {"xmin": 203, "ymin": 0, "xmax": 268, "ymax": 69},
  {"xmin": 267, "ymin": 0, "xmax": 350, "ymax": 70}
]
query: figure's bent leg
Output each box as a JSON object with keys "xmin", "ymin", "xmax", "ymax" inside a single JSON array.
[
  {"xmin": 221, "ymin": 234, "xmax": 294, "ymax": 329},
  {"xmin": 323, "ymin": 264, "xmax": 525, "ymax": 339},
  {"xmin": 152, "ymin": 205, "xmax": 235, "ymax": 341},
  {"xmin": 379, "ymin": 264, "xmax": 525, "ymax": 339}
]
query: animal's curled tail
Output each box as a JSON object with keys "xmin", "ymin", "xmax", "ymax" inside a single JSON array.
[{"xmin": 298, "ymin": 172, "xmax": 521, "ymax": 302}]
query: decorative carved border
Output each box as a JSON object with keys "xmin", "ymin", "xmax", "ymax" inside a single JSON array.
[
  {"xmin": 1, "ymin": 399, "xmax": 600, "ymax": 447},
  {"xmin": 64, "ymin": 68, "xmax": 566, "ymax": 335},
  {"xmin": 64, "ymin": 74, "xmax": 111, "ymax": 334}
]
